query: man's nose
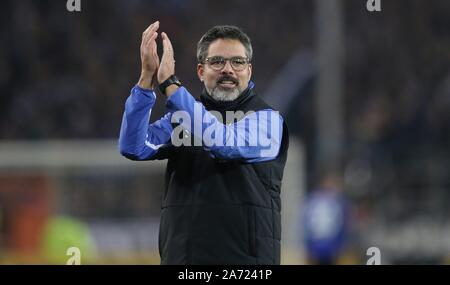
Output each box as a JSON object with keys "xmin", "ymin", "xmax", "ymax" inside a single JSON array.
[{"xmin": 221, "ymin": 60, "xmax": 235, "ymax": 75}]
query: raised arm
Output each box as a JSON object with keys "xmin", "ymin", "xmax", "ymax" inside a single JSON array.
[{"xmin": 119, "ymin": 21, "xmax": 173, "ymax": 161}]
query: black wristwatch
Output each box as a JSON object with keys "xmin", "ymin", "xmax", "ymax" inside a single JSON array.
[{"xmin": 159, "ymin": 75, "xmax": 182, "ymax": 95}]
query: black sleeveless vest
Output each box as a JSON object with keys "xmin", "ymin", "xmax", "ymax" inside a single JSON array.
[{"xmin": 156, "ymin": 87, "xmax": 289, "ymax": 264}]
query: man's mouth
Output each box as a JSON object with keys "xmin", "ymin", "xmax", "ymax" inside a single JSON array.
[
  {"xmin": 218, "ymin": 81, "xmax": 237, "ymax": 88},
  {"xmin": 217, "ymin": 77, "xmax": 239, "ymax": 88}
]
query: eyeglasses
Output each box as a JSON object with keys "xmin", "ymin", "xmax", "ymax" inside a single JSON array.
[{"xmin": 203, "ymin": 56, "xmax": 250, "ymax": 71}]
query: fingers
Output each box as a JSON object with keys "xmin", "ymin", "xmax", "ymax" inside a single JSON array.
[
  {"xmin": 151, "ymin": 34, "xmax": 160, "ymax": 66},
  {"xmin": 140, "ymin": 22, "xmax": 176, "ymax": 79},
  {"xmin": 141, "ymin": 31, "xmax": 158, "ymax": 63},
  {"xmin": 146, "ymin": 31, "xmax": 158, "ymax": 50},
  {"xmin": 157, "ymin": 32, "xmax": 175, "ymax": 83},
  {"xmin": 161, "ymin": 32, "xmax": 174, "ymax": 58},
  {"xmin": 161, "ymin": 32, "xmax": 175, "ymax": 68},
  {"xmin": 141, "ymin": 21, "xmax": 159, "ymax": 45},
  {"xmin": 143, "ymin": 21, "xmax": 159, "ymax": 36}
]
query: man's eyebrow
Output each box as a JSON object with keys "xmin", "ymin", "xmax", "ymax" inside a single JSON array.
[{"xmin": 208, "ymin": 55, "xmax": 246, "ymax": 58}]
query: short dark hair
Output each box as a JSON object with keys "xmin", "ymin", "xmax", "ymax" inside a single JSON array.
[{"xmin": 197, "ymin": 25, "xmax": 253, "ymax": 63}]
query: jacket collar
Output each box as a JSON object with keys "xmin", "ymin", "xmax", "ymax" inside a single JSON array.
[{"xmin": 200, "ymin": 81, "xmax": 255, "ymax": 113}]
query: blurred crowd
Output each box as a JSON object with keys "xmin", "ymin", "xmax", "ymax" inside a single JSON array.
[
  {"xmin": 342, "ymin": 0, "xmax": 450, "ymax": 224},
  {"xmin": 0, "ymin": 0, "xmax": 314, "ymax": 139}
]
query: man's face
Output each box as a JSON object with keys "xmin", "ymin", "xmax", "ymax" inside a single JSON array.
[{"xmin": 197, "ymin": 39, "xmax": 252, "ymax": 101}]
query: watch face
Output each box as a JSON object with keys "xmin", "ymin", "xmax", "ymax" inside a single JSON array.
[{"xmin": 172, "ymin": 76, "xmax": 181, "ymax": 85}]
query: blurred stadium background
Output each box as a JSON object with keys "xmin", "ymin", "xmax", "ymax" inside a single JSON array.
[{"xmin": 0, "ymin": 0, "xmax": 449, "ymax": 264}]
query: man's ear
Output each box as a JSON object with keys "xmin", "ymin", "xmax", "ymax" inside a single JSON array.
[
  {"xmin": 248, "ymin": 63, "xmax": 252, "ymax": 80},
  {"xmin": 197, "ymin": 64, "xmax": 204, "ymax": 82}
]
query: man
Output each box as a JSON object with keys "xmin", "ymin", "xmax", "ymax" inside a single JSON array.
[{"xmin": 119, "ymin": 21, "xmax": 289, "ymax": 265}]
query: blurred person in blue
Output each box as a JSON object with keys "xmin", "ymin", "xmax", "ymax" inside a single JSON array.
[
  {"xmin": 118, "ymin": 22, "xmax": 289, "ymax": 264},
  {"xmin": 302, "ymin": 172, "xmax": 349, "ymax": 265}
]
